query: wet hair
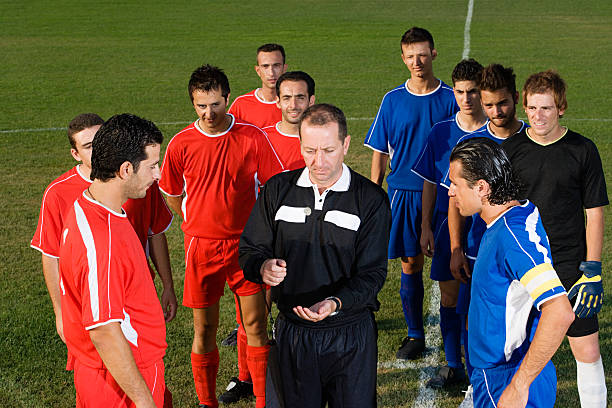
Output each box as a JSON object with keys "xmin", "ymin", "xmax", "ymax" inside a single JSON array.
[
  {"xmin": 450, "ymin": 137, "xmax": 521, "ymax": 205},
  {"xmin": 67, "ymin": 113, "xmax": 104, "ymax": 149},
  {"xmin": 401, "ymin": 27, "xmax": 434, "ymax": 51},
  {"xmin": 91, "ymin": 114, "xmax": 163, "ymax": 182},
  {"xmin": 275, "ymin": 71, "xmax": 315, "ymax": 98},
  {"xmin": 299, "ymin": 103, "xmax": 347, "ymax": 142},
  {"xmin": 452, "ymin": 59, "xmax": 484, "ymax": 85},
  {"xmin": 480, "ymin": 64, "xmax": 517, "ymax": 95},
  {"xmin": 256, "ymin": 43, "xmax": 286, "ymax": 64},
  {"xmin": 188, "ymin": 64, "xmax": 230, "ymax": 101},
  {"xmin": 522, "ymin": 70, "xmax": 568, "ymax": 116}
]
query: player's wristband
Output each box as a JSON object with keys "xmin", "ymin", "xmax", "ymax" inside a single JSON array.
[{"xmin": 326, "ymin": 296, "xmax": 341, "ymax": 316}]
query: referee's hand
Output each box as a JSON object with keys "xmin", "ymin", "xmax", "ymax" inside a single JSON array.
[{"xmin": 261, "ymin": 258, "xmax": 287, "ymax": 286}]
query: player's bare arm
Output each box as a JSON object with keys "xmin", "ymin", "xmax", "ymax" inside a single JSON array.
[
  {"xmin": 260, "ymin": 258, "xmax": 287, "ymax": 286},
  {"xmin": 89, "ymin": 322, "xmax": 157, "ymax": 408},
  {"xmin": 585, "ymin": 206, "xmax": 604, "ymax": 261},
  {"xmin": 370, "ymin": 151, "xmax": 388, "ymax": 186},
  {"xmin": 447, "ymin": 197, "xmax": 470, "ymax": 282},
  {"xmin": 148, "ymin": 233, "xmax": 177, "ymax": 322},
  {"xmin": 41, "ymin": 255, "xmax": 65, "ymax": 342},
  {"xmin": 497, "ymin": 295, "xmax": 574, "ymax": 408},
  {"xmin": 164, "ymin": 194, "xmax": 184, "ymax": 219},
  {"xmin": 420, "ymin": 180, "xmax": 436, "ymax": 257}
]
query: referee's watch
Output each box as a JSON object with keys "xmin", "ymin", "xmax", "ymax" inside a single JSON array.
[{"xmin": 326, "ymin": 296, "xmax": 341, "ymax": 316}]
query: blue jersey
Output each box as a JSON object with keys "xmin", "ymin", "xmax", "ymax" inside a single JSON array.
[
  {"xmin": 468, "ymin": 201, "xmax": 566, "ymax": 369},
  {"xmin": 412, "ymin": 113, "xmax": 487, "ymax": 215},
  {"xmin": 440, "ymin": 121, "xmax": 527, "ymax": 259},
  {"xmin": 364, "ymin": 80, "xmax": 458, "ymax": 191}
]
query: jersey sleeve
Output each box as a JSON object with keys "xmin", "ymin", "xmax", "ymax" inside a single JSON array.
[
  {"xmin": 159, "ymin": 138, "xmax": 185, "ymax": 196},
  {"xmin": 581, "ymin": 139, "xmax": 609, "ymax": 209},
  {"xmin": 364, "ymin": 94, "xmax": 391, "ymax": 153},
  {"xmin": 147, "ymin": 182, "xmax": 173, "ymax": 236},
  {"xmin": 31, "ymin": 187, "xmax": 64, "ymax": 258},
  {"xmin": 411, "ymin": 129, "xmax": 437, "ymax": 184},
  {"xmin": 256, "ymin": 131, "xmax": 285, "ymax": 185},
  {"xmin": 502, "ymin": 217, "xmax": 566, "ymax": 310}
]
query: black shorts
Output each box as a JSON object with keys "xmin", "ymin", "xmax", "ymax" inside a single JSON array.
[
  {"xmin": 267, "ymin": 310, "xmax": 378, "ymax": 408},
  {"xmin": 561, "ymin": 275, "xmax": 599, "ymax": 337}
]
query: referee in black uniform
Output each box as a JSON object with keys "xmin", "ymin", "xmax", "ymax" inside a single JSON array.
[{"xmin": 239, "ymin": 103, "xmax": 390, "ymax": 408}]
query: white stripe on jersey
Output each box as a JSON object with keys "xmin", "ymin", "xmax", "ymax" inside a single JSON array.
[
  {"xmin": 74, "ymin": 201, "xmax": 99, "ymax": 322},
  {"xmin": 525, "ymin": 207, "xmax": 551, "ymax": 264}
]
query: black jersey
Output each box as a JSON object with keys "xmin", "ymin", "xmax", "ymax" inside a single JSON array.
[
  {"xmin": 239, "ymin": 165, "xmax": 391, "ymax": 327},
  {"xmin": 502, "ymin": 128, "xmax": 608, "ymax": 280}
]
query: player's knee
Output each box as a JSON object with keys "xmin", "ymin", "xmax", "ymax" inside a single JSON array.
[
  {"xmin": 569, "ymin": 334, "xmax": 601, "ymax": 363},
  {"xmin": 440, "ymin": 291, "xmax": 458, "ymax": 308},
  {"xmin": 401, "ymin": 256, "xmax": 423, "ymax": 274}
]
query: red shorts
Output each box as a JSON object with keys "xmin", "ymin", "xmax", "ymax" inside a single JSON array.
[
  {"xmin": 74, "ymin": 358, "xmax": 165, "ymax": 408},
  {"xmin": 183, "ymin": 235, "xmax": 262, "ymax": 308}
]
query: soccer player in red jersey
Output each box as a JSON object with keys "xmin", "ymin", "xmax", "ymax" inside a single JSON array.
[
  {"xmin": 159, "ymin": 65, "xmax": 284, "ymax": 408},
  {"xmin": 228, "ymin": 43, "xmax": 287, "ymax": 129},
  {"xmin": 262, "ymin": 71, "xmax": 316, "ymax": 171},
  {"xmin": 59, "ymin": 114, "xmax": 168, "ymax": 408},
  {"xmin": 31, "ymin": 114, "xmax": 177, "ymax": 347}
]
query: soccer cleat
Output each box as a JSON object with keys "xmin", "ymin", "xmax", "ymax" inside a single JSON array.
[
  {"xmin": 426, "ymin": 365, "xmax": 466, "ymax": 389},
  {"xmin": 396, "ymin": 336, "xmax": 425, "ymax": 360},
  {"xmin": 218, "ymin": 377, "xmax": 253, "ymax": 404},
  {"xmin": 568, "ymin": 261, "xmax": 604, "ymax": 319},
  {"xmin": 458, "ymin": 385, "xmax": 474, "ymax": 408},
  {"xmin": 221, "ymin": 327, "xmax": 239, "ymax": 347}
]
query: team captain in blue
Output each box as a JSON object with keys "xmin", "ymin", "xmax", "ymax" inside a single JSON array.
[{"xmin": 447, "ymin": 137, "xmax": 574, "ymax": 408}]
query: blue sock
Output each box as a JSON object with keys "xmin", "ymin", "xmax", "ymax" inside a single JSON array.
[
  {"xmin": 440, "ymin": 305, "xmax": 463, "ymax": 369},
  {"xmin": 400, "ymin": 272, "xmax": 424, "ymax": 339},
  {"xmin": 461, "ymin": 314, "xmax": 473, "ymax": 379}
]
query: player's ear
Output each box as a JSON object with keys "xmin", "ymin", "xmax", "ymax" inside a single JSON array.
[
  {"xmin": 70, "ymin": 148, "xmax": 81, "ymax": 162},
  {"xmin": 118, "ymin": 161, "xmax": 132, "ymax": 180},
  {"xmin": 431, "ymin": 48, "xmax": 438, "ymax": 60},
  {"xmin": 276, "ymin": 96, "xmax": 281, "ymax": 109},
  {"xmin": 309, "ymin": 95, "xmax": 316, "ymax": 106},
  {"xmin": 513, "ymin": 92, "xmax": 519, "ymax": 105}
]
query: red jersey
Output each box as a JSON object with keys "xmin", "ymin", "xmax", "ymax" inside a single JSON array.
[
  {"xmin": 228, "ymin": 88, "xmax": 281, "ymax": 129},
  {"xmin": 31, "ymin": 166, "xmax": 172, "ymax": 258},
  {"xmin": 262, "ymin": 123, "xmax": 306, "ymax": 171},
  {"xmin": 159, "ymin": 116, "xmax": 284, "ymax": 239},
  {"xmin": 59, "ymin": 193, "xmax": 166, "ymax": 369}
]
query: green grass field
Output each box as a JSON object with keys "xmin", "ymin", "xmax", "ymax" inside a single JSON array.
[{"xmin": 1, "ymin": 1, "xmax": 610, "ymax": 407}]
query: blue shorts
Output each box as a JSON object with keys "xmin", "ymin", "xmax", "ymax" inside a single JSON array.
[
  {"xmin": 430, "ymin": 213, "xmax": 452, "ymax": 281},
  {"xmin": 456, "ymin": 259, "xmax": 475, "ymax": 315},
  {"xmin": 471, "ymin": 359, "xmax": 556, "ymax": 407},
  {"xmin": 388, "ymin": 187, "xmax": 422, "ymax": 259}
]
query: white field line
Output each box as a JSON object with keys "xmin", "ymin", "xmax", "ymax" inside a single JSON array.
[
  {"xmin": 2, "ymin": 117, "xmax": 611, "ymax": 134},
  {"xmin": 462, "ymin": 0, "xmax": 475, "ymax": 59},
  {"xmin": 376, "ymin": 284, "xmax": 442, "ymax": 408}
]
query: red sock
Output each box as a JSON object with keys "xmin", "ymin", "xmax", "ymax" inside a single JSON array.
[
  {"xmin": 246, "ymin": 344, "xmax": 270, "ymax": 408},
  {"xmin": 191, "ymin": 349, "xmax": 219, "ymax": 408},
  {"xmin": 237, "ymin": 325, "xmax": 251, "ymax": 382}
]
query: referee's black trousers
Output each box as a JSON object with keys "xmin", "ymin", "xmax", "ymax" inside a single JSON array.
[{"xmin": 266, "ymin": 310, "xmax": 378, "ymax": 408}]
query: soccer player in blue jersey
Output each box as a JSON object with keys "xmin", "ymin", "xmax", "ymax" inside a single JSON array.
[
  {"xmin": 412, "ymin": 58, "xmax": 487, "ymax": 387},
  {"xmin": 365, "ymin": 26, "xmax": 458, "ymax": 359},
  {"xmin": 448, "ymin": 138, "xmax": 574, "ymax": 408}
]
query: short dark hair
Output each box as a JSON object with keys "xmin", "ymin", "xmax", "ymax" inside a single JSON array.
[
  {"xmin": 299, "ymin": 103, "xmax": 347, "ymax": 142},
  {"xmin": 452, "ymin": 59, "xmax": 484, "ymax": 85},
  {"xmin": 188, "ymin": 64, "xmax": 230, "ymax": 102},
  {"xmin": 522, "ymin": 70, "xmax": 568, "ymax": 115},
  {"xmin": 67, "ymin": 113, "xmax": 104, "ymax": 149},
  {"xmin": 450, "ymin": 137, "xmax": 521, "ymax": 205},
  {"xmin": 401, "ymin": 27, "xmax": 434, "ymax": 51},
  {"xmin": 275, "ymin": 71, "xmax": 315, "ymax": 98},
  {"xmin": 480, "ymin": 63, "xmax": 517, "ymax": 95},
  {"xmin": 257, "ymin": 43, "xmax": 286, "ymax": 64},
  {"xmin": 91, "ymin": 114, "xmax": 163, "ymax": 182}
]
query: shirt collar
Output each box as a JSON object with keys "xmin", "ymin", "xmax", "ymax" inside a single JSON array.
[{"xmin": 296, "ymin": 163, "xmax": 351, "ymax": 191}]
